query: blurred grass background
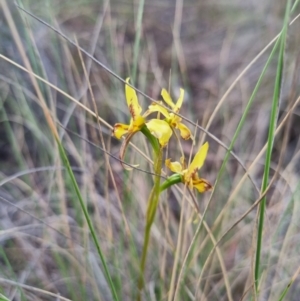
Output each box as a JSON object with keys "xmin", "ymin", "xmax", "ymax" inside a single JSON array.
[{"xmin": 0, "ymin": 0, "xmax": 300, "ymax": 300}]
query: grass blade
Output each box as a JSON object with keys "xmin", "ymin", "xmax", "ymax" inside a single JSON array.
[
  {"xmin": 0, "ymin": 294, "xmax": 11, "ymax": 301},
  {"xmin": 56, "ymin": 139, "xmax": 120, "ymax": 301},
  {"xmin": 254, "ymin": 0, "xmax": 291, "ymax": 291},
  {"xmin": 131, "ymin": 0, "xmax": 145, "ymax": 83}
]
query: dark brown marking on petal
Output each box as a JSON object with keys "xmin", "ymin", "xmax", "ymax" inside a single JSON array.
[
  {"xmin": 182, "ymin": 132, "xmax": 191, "ymax": 140},
  {"xmin": 129, "ymin": 102, "xmax": 136, "ymax": 119},
  {"xmin": 190, "ymin": 168, "xmax": 199, "ymax": 178},
  {"xmin": 199, "ymin": 179, "xmax": 213, "ymax": 191},
  {"xmin": 112, "ymin": 124, "xmax": 119, "ymax": 136},
  {"xmin": 113, "ymin": 124, "xmax": 121, "ymax": 131},
  {"xmin": 112, "ymin": 123, "xmax": 127, "ymax": 138}
]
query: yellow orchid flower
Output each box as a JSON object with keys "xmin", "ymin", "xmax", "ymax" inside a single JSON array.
[
  {"xmin": 147, "ymin": 88, "xmax": 192, "ymax": 140},
  {"xmin": 165, "ymin": 142, "xmax": 213, "ymax": 193},
  {"xmin": 112, "ymin": 78, "xmax": 173, "ymax": 148}
]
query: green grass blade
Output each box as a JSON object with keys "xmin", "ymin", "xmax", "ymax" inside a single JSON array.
[
  {"xmin": 254, "ymin": 0, "xmax": 291, "ymax": 291},
  {"xmin": 277, "ymin": 265, "xmax": 300, "ymax": 301},
  {"xmin": 213, "ymin": 0, "xmax": 300, "ymax": 192},
  {"xmin": 291, "ymin": 0, "xmax": 300, "ymax": 12},
  {"xmin": 0, "ymin": 247, "xmax": 28, "ymax": 301},
  {"xmin": 0, "ymin": 294, "xmax": 11, "ymax": 301},
  {"xmin": 275, "ymin": 180, "xmax": 300, "ymax": 300},
  {"xmin": 56, "ymin": 139, "xmax": 120, "ymax": 301},
  {"xmin": 214, "ymin": 39, "xmax": 280, "ymax": 192},
  {"xmin": 131, "ymin": 0, "xmax": 145, "ymax": 83},
  {"xmin": 170, "ymin": 5, "xmax": 293, "ymax": 291}
]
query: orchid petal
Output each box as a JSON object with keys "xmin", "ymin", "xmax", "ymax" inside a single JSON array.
[
  {"xmin": 165, "ymin": 158, "xmax": 183, "ymax": 173},
  {"xmin": 187, "ymin": 142, "xmax": 209, "ymax": 178},
  {"xmin": 176, "ymin": 122, "xmax": 192, "ymax": 140},
  {"xmin": 161, "ymin": 88, "xmax": 175, "ymax": 109},
  {"xmin": 113, "ymin": 123, "xmax": 129, "ymax": 139},
  {"xmin": 174, "ymin": 88, "xmax": 184, "ymax": 113},
  {"xmin": 147, "ymin": 102, "xmax": 170, "ymax": 118},
  {"xmin": 146, "ymin": 119, "xmax": 172, "ymax": 147},
  {"xmin": 192, "ymin": 178, "xmax": 213, "ymax": 193},
  {"xmin": 125, "ymin": 78, "xmax": 142, "ymax": 119}
]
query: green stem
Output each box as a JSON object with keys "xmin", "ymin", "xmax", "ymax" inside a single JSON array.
[
  {"xmin": 137, "ymin": 147, "xmax": 163, "ymax": 301},
  {"xmin": 140, "ymin": 125, "xmax": 160, "ymax": 155},
  {"xmin": 160, "ymin": 174, "xmax": 182, "ymax": 192}
]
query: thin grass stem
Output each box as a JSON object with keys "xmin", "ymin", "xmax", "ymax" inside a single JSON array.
[
  {"xmin": 132, "ymin": 0, "xmax": 145, "ymax": 83},
  {"xmin": 254, "ymin": 0, "xmax": 291, "ymax": 291}
]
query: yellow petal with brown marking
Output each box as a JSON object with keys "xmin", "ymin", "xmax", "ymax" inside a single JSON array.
[
  {"xmin": 113, "ymin": 123, "xmax": 129, "ymax": 139},
  {"xmin": 165, "ymin": 158, "xmax": 183, "ymax": 173},
  {"xmin": 192, "ymin": 178, "xmax": 213, "ymax": 193},
  {"xmin": 125, "ymin": 78, "xmax": 142, "ymax": 120}
]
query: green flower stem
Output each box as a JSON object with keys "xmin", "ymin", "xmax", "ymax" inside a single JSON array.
[
  {"xmin": 140, "ymin": 125, "xmax": 160, "ymax": 156},
  {"xmin": 137, "ymin": 147, "xmax": 163, "ymax": 301},
  {"xmin": 160, "ymin": 174, "xmax": 182, "ymax": 192}
]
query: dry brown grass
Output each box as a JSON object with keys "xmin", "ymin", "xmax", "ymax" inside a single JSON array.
[{"xmin": 0, "ymin": 0, "xmax": 300, "ymax": 300}]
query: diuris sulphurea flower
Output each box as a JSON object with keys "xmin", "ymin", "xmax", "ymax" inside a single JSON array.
[
  {"xmin": 146, "ymin": 88, "xmax": 192, "ymax": 141},
  {"xmin": 161, "ymin": 142, "xmax": 213, "ymax": 193},
  {"xmin": 112, "ymin": 78, "xmax": 173, "ymax": 169}
]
